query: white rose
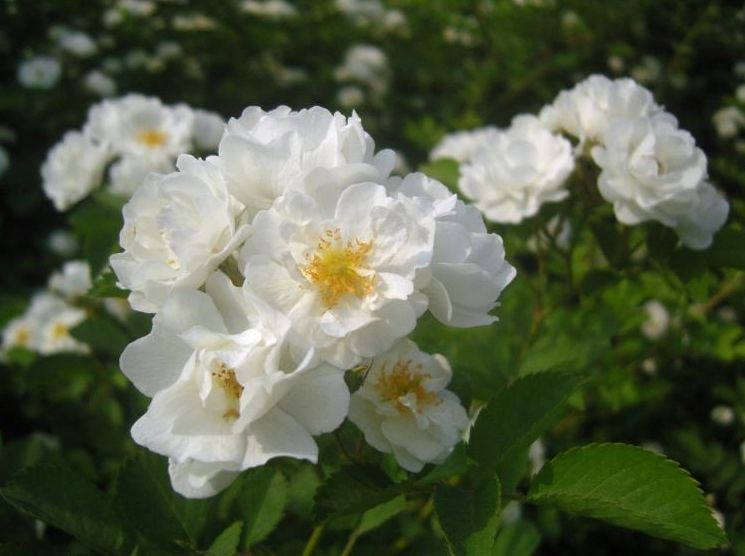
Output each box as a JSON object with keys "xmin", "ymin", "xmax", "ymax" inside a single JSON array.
[
  {"xmin": 218, "ymin": 106, "xmax": 395, "ymax": 217},
  {"xmin": 348, "ymin": 339, "xmax": 469, "ymax": 472},
  {"xmin": 540, "ymin": 75, "xmax": 660, "ymax": 145},
  {"xmin": 592, "ymin": 113, "xmax": 725, "ymax": 248},
  {"xmin": 48, "ymin": 260, "xmax": 92, "ymax": 299},
  {"xmin": 239, "ymin": 181, "xmax": 435, "ymax": 368},
  {"xmin": 392, "ymin": 172, "xmax": 516, "ymax": 327},
  {"xmin": 459, "ymin": 115, "xmax": 575, "ymax": 223},
  {"xmin": 429, "ymin": 127, "xmax": 501, "ymax": 163},
  {"xmin": 41, "ymin": 131, "xmax": 110, "ymax": 211},
  {"xmin": 121, "ymin": 274, "xmax": 349, "ymax": 498},
  {"xmin": 110, "ymin": 155, "xmax": 249, "ymax": 312}
]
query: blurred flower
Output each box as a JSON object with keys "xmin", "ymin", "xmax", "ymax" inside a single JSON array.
[
  {"xmin": 192, "ymin": 110, "xmax": 226, "ymax": 152},
  {"xmin": 529, "ymin": 439, "xmax": 546, "ymax": 475},
  {"xmin": 641, "ymin": 441, "xmax": 664, "ymax": 454},
  {"xmin": 17, "ymin": 56, "xmax": 61, "ymax": 89},
  {"xmin": 155, "ymin": 41, "xmax": 183, "ymax": 60},
  {"xmin": 47, "ymin": 230, "xmax": 78, "ymax": 257},
  {"xmin": 430, "ymin": 127, "xmax": 501, "ymax": 163},
  {"xmin": 83, "ymin": 70, "xmax": 117, "ymax": 97},
  {"xmin": 240, "ymin": 0, "xmax": 297, "ymax": 18},
  {"xmin": 640, "ymin": 357, "xmax": 658, "ymax": 375},
  {"xmin": 41, "ymin": 131, "xmax": 110, "ymax": 210},
  {"xmin": 710, "ymin": 405, "xmax": 735, "ymax": 426},
  {"xmin": 48, "ymin": 261, "xmax": 92, "ymax": 300},
  {"xmin": 460, "ymin": 115, "xmax": 575, "ymax": 223},
  {"xmin": 172, "ymin": 14, "xmax": 218, "ymax": 31},
  {"xmin": 337, "ymin": 85, "xmax": 365, "ymax": 108},
  {"xmin": 334, "ymin": 44, "xmax": 389, "ymax": 95},
  {"xmin": 56, "ymin": 29, "xmax": 97, "ymax": 57},
  {"xmin": 641, "ymin": 300, "xmax": 669, "ymax": 340},
  {"xmin": 740, "ymin": 441, "xmax": 745, "ymax": 464},
  {"xmin": 712, "ymin": 106, "xmax": 745, "ymax": 139},
  {"xmin": 736, "ymin": 84, "xmax": 745, "ymax": 103},
  {"xmin": 630, "ymin": 55, "xmax": 661, "ymax": 84},
  {"xmin": 0, "ymin": 146, "xmax": 8, "ymax": 177},
  {"xmin": 607, "ymin": 55, "xmax": 625, "ymax": 73},
  {"xmin": 349, "ymin": 339, "xmax": 469, "ymax": 472}
]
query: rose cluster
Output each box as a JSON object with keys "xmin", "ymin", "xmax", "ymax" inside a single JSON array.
[
  {"xmin": 431, "ymin": 75, "xmax": 729, "ymax": 249},
  {"xmin": 41, "ymin": 94, "xmax": 224, "ymax": 211},
  {"xmin": 112, "ymin": 106, "xmax": 515, "ymax": 497}
]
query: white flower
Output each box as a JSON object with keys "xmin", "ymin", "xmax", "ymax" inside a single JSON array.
[
  {"xmin": 334, "ymin": 45, "xmax": 388, "ymax": 94},
  {"xmin": 84, "ymin": 94, "xmax": 195, "ymax": 161},
  {"xmin": 110, "ymin": 155, "xmax": 249, "ymax": 312},
  {"xmin": 592, "ymin": 113, "xmax": 727, "ymax": 248},
  {"xmin": 459, "ymin": 115, "xmax": 575, "ymax": 223},
  {"xmin": 429, "ymin": 127, "xmax": 501, "ymax": 163},
  {"xmin": 18, "ymin": 56, "xmax": 62, "ymax": 89},
  {"xmin": 348, "ymin": 339, "xmax": 469, "ymax": 472},
  {"xmin": 740, "ymin": 440, "xmax": 745, "ymax": 464},
  {"xmin": 641, "ymin": 300, "xmax": 669, "ymax": 340},
  {"xmin": 104, "ymin": 298, "xmax": 132, "ymax": 322},
  {"xmin": 48, "ymin": 261, "xmax": 92, "ymax": 300},
  {"xmin": 57, "ymin": 31, "xmax": 97, "ymax": 57},
  {"xmin": 83, "ymin": 70, "xmax": 117, "ymax": 97},
  {"xmin": 191, "ymin": 109, "xmax": 225, "ymax": 152},
  {"xmin": 2, "ymin": 315, "xmax": 35, "ymax": 352},
  {"xmin": 239, "ymin": 181, "xmax": 434, "ymax": 368},
  {"xmin": 392, "ymin": 173, "xmax": 516, "ymax": 327},
  {"xmin": 337, "ymin": 85, "xmax": 365, "ymax": 109},
  {"xmin": 528, "ymin": 439, "xmax": 546, "ymax": 475},
  {"xmin": 540, "ymin": 75, "xmax": 661, "ymax": 145},
  {"xmin": 47, "ymin": 230, "xmax": 78, "ymax": 257},
  {"xmin": 41, "ymin": 131, "xmax": 110, "ymax": 211},
  {"xmin": 218, "ymin": 106, "xmax": 394, "ymax": 218},
  {"xmin": 0, "ymin": 146, "xmax": 8, "ymax": 177},
  {"xmin": 22, "ymin": 293, "xmax": 88, "ymax": 355},
  {"xmin": 710, "ymin": 405, "xmax": 735, "ymax": 426},
  {"xmin": 121, "ymin": 275, "xmax": 349, "ymax": 497},
  {"xmin": 712, "ymin": 106, "xmax": 745, "ymax": 139},
  {"xmin": 240, "ymin": 0, "xmax": 297, "ymax": 18},
  {"xmin": 108, "ymin": 154, "xmax": 175, "ymax": 196}
]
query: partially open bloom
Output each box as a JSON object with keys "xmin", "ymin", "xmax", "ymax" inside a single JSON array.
[
  {"xmin": 592, "ymin": 113, "xmax": 727, "ymax": 248},
  {"xmin": 349, "ymin": 339, "xmax": 469, "ymax": 472},
  {"xmin": 48, "ymin": 260, "xmax": 92, "ymax": 300},
  {"xmin": 110, "ymin": 155, "xmax": 249, "ymax": 312},
  {"xmin": 217, "ymin": 106, "xmax": 395, "ymax": 217},
  {"xmin": 429, "ymin": 127, "xmax": 501, "ymax": 163},
  {"xmin": 240, "ymin": 182, "xmax": 434, "ymax": 368},
  {"xmin": 460, "ymin": 115, "xmax": 575, "ymax": 223},
  {"xmin": 392, "ymin": 173, "xmax": 516, "ymax": 326},
  {"xmin": 122, "ymin": 274, "xmax": 349, "ymax": 497}
]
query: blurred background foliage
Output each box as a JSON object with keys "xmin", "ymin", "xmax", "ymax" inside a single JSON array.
[{"xmin": 1, "ymin": 0, "xmax": 744, "ymax": 554}]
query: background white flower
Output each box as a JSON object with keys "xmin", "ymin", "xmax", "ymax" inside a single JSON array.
[
  {"xmin": 48, "ymin": 261, "xmax": 92, "ymax": 300},
  {"xmin": 348, "ymin": 339, "xmax": 469, "ymax": 472},
  {"xmin": 429, "ymin": 127, "xmax": 501, "ymax": 163},
  {"xmin": 18, "ymin": 56, "xmax": 62, "ymax": 89},
  {"xmin": 459, "ymin": 115, "xmax": 575, "ymax": 223}
]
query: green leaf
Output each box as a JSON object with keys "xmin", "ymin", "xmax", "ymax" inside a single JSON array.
[
  {"xmin": 70, "ymin": 316, "xmax": 130, "ymax": 358},
  {"xmin": 706, "ymin": 228, "xmax": 745, "ymax": 270},
  {"xmin": 115, "ymin": 452, "xmax": 208, "ymax": 552},
  {"xmin": 207, "ymin": 521, "xmax": 243, "ymax": 556},
  {"xmin": 417, "ymin": 444, "xmax": 470, "ymax": 486},
  {"xmin": 527, "ymin": 443, "xmax": 728, "ymax": 550},
  {"xmin": 492, "ymin": 521, "xmax": 540, "ymax": 556},
  {"xmin": 314, "ymin": 465, "xmax": 408, "ymax": 520},
  {"xmin": 88, "ymin": 270, "xmax": 128, "ymax": 299},
  {"xmin": 0, "ymin": 465, "xmax": 125, "ymax": 554},
  {"xmin": 237, "ymin": 467, "xmax": 287, "ymax": 547},
  {"xmin": 357, "ymin": 495, "xmax": 406, "ymax": 535},
  {"xmin": 435, "ymin": 475, "xmax": 501, "ymax": 555},
  {"xmin": 419, "ymin": 158, "xmax": 460, "ymax": 190},
  {"xmin": 69, "ymin": 197, "xmax": 124, "ymax": 275},
  {"xmin": 469, "ymin": 372, "xmax": 583, "ymax": 476}
]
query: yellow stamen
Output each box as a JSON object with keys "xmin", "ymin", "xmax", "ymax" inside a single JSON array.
[
  {"xmin": 136, "ymin": 128, "xmax": 168, "ymax": 148},
  {"xmin": 299, "ymin": 228, "xmax": 375, "ymax": 307},
  {"xmin": 51, "ymin": 323, "xmax": 68, "ymax": 340},
  {"xmin": 375, "ymin": 360, "xmax": 439, "ymax": 414},
  {"xmin": 211, "ymin": 362, "xmax": 243, "ymax": 421},
  {"xmin": 14, "ymin": 327, "xmax": 30, "ymax": 346}
]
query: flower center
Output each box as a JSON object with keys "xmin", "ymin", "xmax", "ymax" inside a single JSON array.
[
  {"xmin": 300, "ymin": 228, "xmax": 374, "ymax": 307},
  {"xmin": 14, "ymin": 327, "xmax": 30, "ymax": 346},
  {"xmin": 137, "ymin": 128, "xmax": 168, "ymax": 148},
  {"xmin": 375, "ymin": 359, "xmax": 439, "ymax": 414},
  {"xmin": 212, "ymin": 362, "xmax": 243, "ymax": 420},
  {"xmin": 51, "ymin": 323, "xmax": 68, "ymax": 340}
]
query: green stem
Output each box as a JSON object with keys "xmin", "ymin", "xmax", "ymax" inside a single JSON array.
[{"xmin": 301, "ymin": 523, "xmax": 326, "ymax": 556}]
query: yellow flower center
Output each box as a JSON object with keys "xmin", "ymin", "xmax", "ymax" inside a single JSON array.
[
  {"xmin": 212, "ymin": 362, "xmax": 243, "ymax": 421},
  {"xmin": 375, "ymin": 360, "xmax": 439, "ymax": 414},
  {"xmin": 14, "ymin": 327, "xmax": 30, "ymax": 346},
  {"xmin": 51, "ymin": 323, "xmax": 68, "ymax": 340},
  {"xmin": 136, "ymin": 128, "xmax": 168, "ymax": 148},
  {"xmin": 300, "ymin": 228, "xmax": 375, "ymax": 308}
]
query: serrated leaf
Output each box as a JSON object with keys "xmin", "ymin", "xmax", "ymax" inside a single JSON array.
[
  {"xmin": 207, "ymin": 521, "xmax": 242, "ymax": 556},
  {"xmin": 435, "ymin": 476, "xmax": 501, "ymax": 555},
  {"xmin": 238, "ymin": 467, "xmax": 287, "ymax": 547},
  {"xmin": 115, "ymin": 452, "xmax": 208, "ymax": 551},
  {"xmin": 527, "ymin": 443, "xmax": 728, "ymax": 550},
  {"xmin": 0, "ymin": 465, "xmax": 126, "ymax": 554},
  {"xmin": 468, "ymin": 372, "xmax": 583, "ymax": 478},
  {"xmin": 357, "ymin": 495, "xmax": 406, "ymax": 535},
  {"xmin": 314, "ymin": 465, "xmax": 407, "ymax": 520},
  {"xmin": 491, "ymin": 521, "xmax": 540, "ymax": 556},
  {"xmin": 417, "ymin": 444, "xmax": 470, "ymax": 486}
]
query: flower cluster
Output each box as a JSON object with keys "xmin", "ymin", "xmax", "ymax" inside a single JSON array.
[
  {"xmin": 112, "ymin": 105, "xmax": 515, "ymax": 496},
  {"xmin": 431, "ymin": 75, "xmax": 729, "ymax": 249},
  {"xmin": 2, "ymin": 260, "xmax": 129, "ymax": 357},
  {"xmin": 41, "ymin": 94, "xmax": 224, "ymax": 211}
]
